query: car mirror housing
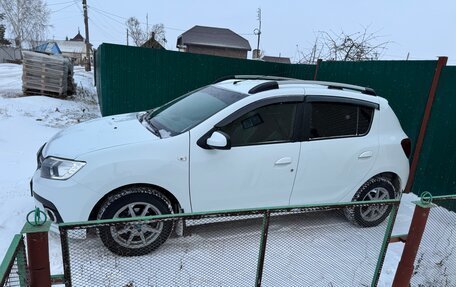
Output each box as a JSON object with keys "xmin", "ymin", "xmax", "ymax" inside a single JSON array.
[{"xmin": 206, "ymin": 131, "xmax": 231, "ymax": 150}]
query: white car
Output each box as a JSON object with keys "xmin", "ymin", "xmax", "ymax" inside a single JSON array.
[{"xmin": 31, "ymin": 76, "xmax": 410, "ymax": 256}]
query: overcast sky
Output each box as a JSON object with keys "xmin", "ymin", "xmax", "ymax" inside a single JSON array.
[{"xmin": 45, "ymin": 0, "xmax": 456, "ymax": 64}]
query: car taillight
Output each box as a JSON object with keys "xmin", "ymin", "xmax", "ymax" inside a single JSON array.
[{"xmin": 401, "ymin": 138, "xmax": 411, "ymax": 158}]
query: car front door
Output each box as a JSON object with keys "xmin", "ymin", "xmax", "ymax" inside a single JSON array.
[
  {"xmin": 189, "ymin": 98, "xmax": 303, "ymax": 212},
  {"xmin": 290, "ymin": 97, "xmax": 379, "ymax": 205}
]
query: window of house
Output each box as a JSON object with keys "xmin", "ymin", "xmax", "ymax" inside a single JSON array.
[
  {"xmin": 309, "ymin": 102, "xmax": 374, "ymax": 140},
  {"xmin": 220, "ymin": 102, "xmax": 298, "ymax": 146}
]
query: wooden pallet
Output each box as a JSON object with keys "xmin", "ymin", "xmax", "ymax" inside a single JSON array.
[
  {"xmin": 22, "ymin": 51, "xmax": 74, "ymax": 97},
  {"xmin": 23, "ymin": 88, "xmax": 67, "ymax": 98}
]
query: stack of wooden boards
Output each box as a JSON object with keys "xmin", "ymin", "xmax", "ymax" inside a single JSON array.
[{"xmin": 22, "ymin": 51, "xmax": 76, "ymax": 97}]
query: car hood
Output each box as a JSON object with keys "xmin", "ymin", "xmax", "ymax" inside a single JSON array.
[{"xmin": 43, "ymin": 113, "xmax": 159, "ymax": 159}]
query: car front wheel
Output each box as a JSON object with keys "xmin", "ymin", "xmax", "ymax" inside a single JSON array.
[
  {"xmin": 97, "ymin": 186, "xmax": 174, "ymax": 256},
  {"xmin": 344, "ymin": 177, "xmax": 396, "ymax": 227}
]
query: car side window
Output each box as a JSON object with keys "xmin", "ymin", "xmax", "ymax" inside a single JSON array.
[
  {"xmin": 309, "ymin": 102, "xmax": 374, "ymax": 140},
  {"xmin": 220, "ymin": 102, "xmax": 298, "ymax": 147}
]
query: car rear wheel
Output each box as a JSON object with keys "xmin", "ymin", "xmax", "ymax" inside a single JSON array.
[
  {"xmin": 344, "ymin": 177, "xmax": 396, "ymax": 227},
  {"xmin": 97, "ymin": 186, "xmax": 174, "ymax": 256}
]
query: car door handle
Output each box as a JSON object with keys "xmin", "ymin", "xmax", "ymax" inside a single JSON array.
[
  {"xmin": 274, "ymin": 157, "xmax": 292, "ymax": 165},
  {"xmin": 358, "ymin": 151, "xmax": 373, "ymax": 159}
]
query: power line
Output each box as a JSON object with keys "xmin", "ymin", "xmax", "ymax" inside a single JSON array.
[
  {"xmin": 88, "ymin": 17, "xmax": 118, "ymax": 44},
  {"xmin": 88, "ymin": 8, "xmax": 124, "ymax": 36},
  {"xmin": 87, "ymin": 5, "xmax": 255, "ymax": 35},
  {"xmin": 48, "ymin": 0, "xmax": 75, "ymax": 6},
  {"xmin": 50, "ymin": 2, "xmax": 76, "ymax": 13},
  {"xmin": 72, "ymin": 0, "xmax": 83, "ymax": 14},
  {"xmin": 90, "ymin": 7, "xmax": 125, "ymax": 26},
  {"xmin": 89, "ymin": 5, "xmax": 127, "ymax": 20}
]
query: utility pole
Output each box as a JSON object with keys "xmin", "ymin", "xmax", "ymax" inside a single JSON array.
[
  {"xmin": 253, "ymin": 8, "xmax": 262, "ymax": 59},
  {"xmin": 146, "ymin": 13, "xmax": 149, "ymax": 37},
  {"xmin": 126, "ymin": 28, "xmax": 129, "ymax": 46},
  {"xmin": 82, "ymin": 0, "xmax": 91, "ymax": 71}
]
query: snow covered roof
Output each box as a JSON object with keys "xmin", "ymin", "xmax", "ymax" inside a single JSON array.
[
  {"xmin": 53, "ymin": 40, "xmax": 90, "ymax": 54},
  {"xmin": 176, "ymin": 25, "xmax": 251, "ymax": 51},
  {"xmin": 262, "ymin": 55, "xmax": 291, "ymax": 64}
]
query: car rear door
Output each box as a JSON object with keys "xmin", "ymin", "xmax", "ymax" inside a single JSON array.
[{"xmin": 290, "ymin": 96, "xmax": 379, "ymax": 205}]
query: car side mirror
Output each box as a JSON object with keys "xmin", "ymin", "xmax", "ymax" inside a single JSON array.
[{"xmin": 206, "ymin": 131, "xmax": 231, "ymax": 150}]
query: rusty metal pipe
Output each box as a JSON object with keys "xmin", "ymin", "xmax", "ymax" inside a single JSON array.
[
  {"xmin": 26, "ymin": 232, "xmax": 51, "ymax": 287},
  {"xmin": 392, "ymin": 205, "xmax": 430, "ymax": 287}
]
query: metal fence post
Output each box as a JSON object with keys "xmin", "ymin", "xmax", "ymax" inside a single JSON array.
[
  {"xmin": 313, "ymin": 59, "xmax": 323, "ymax": 80},
  {"xmin": 392, "ymin": 203, "xmax": 431, "ymax": 287},
  {"xmin": 59, "ymin": 228, "xmax": 73, "ymax": 287},
  {"xmin": 22, "ymin": 221, "xmax": 52, "ymax": 287},
  {"xmin": 255, "ymin": 210, "xmax": 271, "ymax": 287},
  {"xmin": 371, "ymin": 204, "xmax": 399, "ymax": 287}
]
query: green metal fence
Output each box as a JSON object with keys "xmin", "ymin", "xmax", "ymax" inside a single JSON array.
[
  {"xmin": 95, "ymin": 43, "xmax": 315, "ymax": 116},
  {"xmin": 314, "ymin": 60, "xmax": 437, "ymax": 157},
  {"xmin": 411, "ymin": 67, "xmax": 456, "ymax": 199},
  {"xmin": 58, "ymin": 199, "xmax": 399, "ymax": 287},
  {"xmin": 0, "ymin": 235, "xmax": 28, "ymax": 287}
]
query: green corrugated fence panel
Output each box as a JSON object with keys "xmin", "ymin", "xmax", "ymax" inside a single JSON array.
[
  {"xmin": 412, "ymin": 66, "xmax": 456, "ymax": 200},
  {"xmin": 95, "ymin": 43, "xmax": 315, "ymax": 116},
  {"xmin": 315, "ymin": 60, "xmax": 438, "ymax": 156}
]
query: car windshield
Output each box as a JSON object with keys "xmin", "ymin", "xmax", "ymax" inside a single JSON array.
[{"xmin": 143, "ymin": 86, "xmax": 246, "ymax": 137}]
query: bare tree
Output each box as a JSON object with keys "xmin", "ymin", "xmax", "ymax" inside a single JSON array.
[
  {"xmin": 297, "ymin": 27, "xmax": 389, "ymax": 64},
  {"xmin": 126, "ymin": 17, "xmax": 145, "ymax": 46},
  {"xmin": 150, "ymin": 23, "xmax": 166, "ymax": 46},
  {"xmin": 126, "ymin": 17, "xmax": 166, "ymax": 47},
  {"xmin": 296, "ymin": 36, "xmax": 324, "ymax": 64},
  {"xmin": 0, "ymin": 0, "xmax": 50, "ymax": 48}
]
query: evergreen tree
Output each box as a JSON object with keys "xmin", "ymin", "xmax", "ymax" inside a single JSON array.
[{"xmin": 0, "ymin": 13, "xmax": 10, "ymax": 45}]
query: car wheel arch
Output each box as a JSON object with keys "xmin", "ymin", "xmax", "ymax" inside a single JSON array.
[
  {"xmin": 362, "ymin": 172, "xmax": 402, "ymax": 198},
  {"xmin": 88, "ymin": 183, "xmax": 182, "ymax": 221}
]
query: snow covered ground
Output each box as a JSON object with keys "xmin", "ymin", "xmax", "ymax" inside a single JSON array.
[
  {"xmin": 0, "ymin": 63, "xmax": 100, "ymax": 273},
  {"xmin": 0, "ymin": 63, "xmax": 453, "ymax": 286}
]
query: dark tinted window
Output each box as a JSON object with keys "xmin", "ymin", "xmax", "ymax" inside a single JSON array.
[
  {"xmin": 309, "ymin": 102, "xmax": 374, "ymax": 139},
  {"xmin": 358, "ymin": 106, "xmax": 374, "ymax": 135},
  {"xmin": 221, "ymin": 102, "xmax": 298, "ymax": 146}
]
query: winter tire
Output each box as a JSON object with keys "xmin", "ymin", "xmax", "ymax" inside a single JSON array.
[
  {"xmin": 97, "ymin": 186, "xmax": 174, "ymax": 256},
  {"xmin": 344, "ymin": 177, "xmax": 395, "ymax": 227}
]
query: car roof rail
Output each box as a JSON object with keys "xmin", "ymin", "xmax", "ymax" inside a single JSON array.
[
  {"xmin": 248, "ymin": 81, "xmax": 279, "ymax": 94},
  {"xmin": 279, "ymin": 80, "xmax": 377, "ymax": 96},
  {"xmin": 213, "ymin": 75, "xmax": 293, "ymax": 84},
  {"xmin": 214, "ymin": 75, "xmax": 377, "ymax": 96}
]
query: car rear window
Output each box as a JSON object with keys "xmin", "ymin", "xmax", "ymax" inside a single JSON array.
[{"xmin": 309, "ymin": 102, "xmax": 374, "ymax": 140}]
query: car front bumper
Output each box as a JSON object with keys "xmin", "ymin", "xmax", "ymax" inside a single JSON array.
[{"xmin": 31, "ymin": 169, "xmax": 98, "ymax": 224}]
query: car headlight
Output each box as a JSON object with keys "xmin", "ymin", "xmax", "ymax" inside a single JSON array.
[{"xmin": 40, "ymin": 157, "xmax": 86, "ymax": 180}]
